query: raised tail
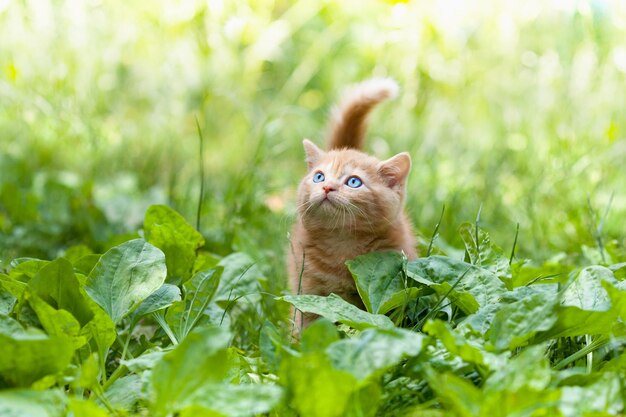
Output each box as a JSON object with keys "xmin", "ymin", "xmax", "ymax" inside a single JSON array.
[{"xmin": 326, "ymin": 77, "xmax": 399, "ymax": 150}]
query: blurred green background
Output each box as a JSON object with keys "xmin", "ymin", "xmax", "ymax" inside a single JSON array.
[{"xmin": 1, "ymin": 0, "xmax": 625, "ymax": 282}]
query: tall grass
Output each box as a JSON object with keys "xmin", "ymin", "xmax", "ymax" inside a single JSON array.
[{"xmin": 1, "ymin": 0, "xmax": 625, "ymax": 268}]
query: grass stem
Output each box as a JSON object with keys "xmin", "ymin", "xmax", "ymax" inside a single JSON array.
[{"xmin": 195, "ymin": 116, "xmax": 206, "ymax": 232}]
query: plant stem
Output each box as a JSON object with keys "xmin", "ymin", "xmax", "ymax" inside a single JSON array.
[{"xmin": 554, "ymin": 335, "xmax": 609, "ymax": 370}]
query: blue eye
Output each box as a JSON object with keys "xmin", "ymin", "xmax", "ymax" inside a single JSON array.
[
  {"xmin": 346, "ymin": 176, "xmax": 363, "ymax": 188},
  {"xmin": 313, "ymin": 172, "xmax": 325, "ymax": 183}
]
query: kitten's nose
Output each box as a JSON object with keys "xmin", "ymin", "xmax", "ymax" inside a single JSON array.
[{"xmin": 322, "ymin": 186, "xmax": 336, "ymax": 194}]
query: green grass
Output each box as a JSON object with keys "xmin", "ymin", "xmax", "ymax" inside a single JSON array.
[{"xmin": 1, "ymin": 0, "xmax": 626, "ymax": 415}]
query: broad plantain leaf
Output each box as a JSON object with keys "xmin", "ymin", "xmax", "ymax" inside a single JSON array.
[
  {"xmin": 0, "ymin": 324, "xmax": 75, "ymax": 387},
  {"xmin": 214, "ymin": 253, "xmax": 263, "ymax": 303},
  {"xmin": 28, "ymin": 258, "xmax": 93, "ymax": 326},
  {"xmin": 121, "ymin": 349, "xmax": 167, "ymax": 373},
  {"xmin": 67, "ymin": 398, "xmax": 108, "ymax": 417},
  {"xmin": 144, "ymin": 204, "xmax": 205, "ymax": 284},
  {"xmin": 536, "ymin": 268, "xmax": 620, "ymax": 340},
  {"xmin": 105, "ymin": 374, "xmax": 145, "ymax": 411},
  {"xmin": 85, "ymin": 239, "xmax": 166, "ymax": 323},
  {"xmin": 150, "ymin": 325, "xmax": 233, "ymax": 416},
  {"xmin": 0, "ymin": 273, "xmax": 27, "ymax": 299},
  {"xmin": 79, "ymin": 287, "xmax": 116, "ymax": 366},
  {"xmin": 26, "ymin": 292, "xmax": 87, "ymax": 350},
  {"xmin": 326, "ymin": 327, "xmax": 425, "ymax": 381},
  {"xmin": 0, "ymin": 285, "xmax": 16, "ymax": 314},
  {"xmin": 347, "ymin": 251, "xmax": 405, "ymax": 314},
  {"xmin": 130, "ymin": 283, "xmax": 181, "ymax": 327},
  {"xmin": 0, "ymin": 389, "xmax": 66, "ymax": 417},
  {"xmin": 180, "ymin": 384, "xmax": 283, "ymax": 417},
  {"xmin": 424, "ymin": 319, "xmax": 507, "ymax": 370},
  {"xmin": 560, "ymin": 266, "xmax": 616, "ymax": 311},
  {"xmin": 8, "ymin": 259, "xmax": 49, "ymax": 282},
  {"xmin": 537, "ymin": 307, "xmax": 618, "ymax": 340},
  {"xmin": 423, "ymin": 367, "xmax": 482, "ymax": 417},
  {"xmin": 559, "ymin": 373, "xmax": 623, "ymax": 416},
  {"xmin": 459, "ymin": 222, "xmax": 511, "ymax": 288},
  {"xmin": 480, "ymin": 346, "xmax": 560, "ymax": 416},
  {"xmin": 280, "ymin": 351, "xmax": 357, "ymax": 417},
  {"xmin": 300, "ymin": 318, "xmax": 340, "ymax": 353},
  {"xmin": 165, "ymin": 267, "xmax": 223, "ymax": 340},
  {"xmin": 488, "ymin": 288, "xmax": 557, "ymax": 351},
  {"xmin": 407, "ymin": 256, "xmax": 506, "ymax": 314},
  {"xmin": 280, "ymin": 294, "xmax": 394, "ymax": 330}
]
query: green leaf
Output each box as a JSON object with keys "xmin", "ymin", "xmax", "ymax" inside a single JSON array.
[
  {"xmin": 105, "ymin": 374, "xmax": 144, "ymax": 411},
  {"xmin": 0, "ymin": 273, "xmax": 27, "ymax": 299},
  {"xmin": 300, "ymin": 318, "xmax": 340, "ymax": 353},
  {"xmin": 178, "ymin": 406, "xmax": 226, "ymax": 417},
  {"xmin": 0, "ymin": 327, "xmax": 74, "ymax": 387},
  {"xmin": 326, "ymin": 327, "xmax": 425, "ymax": 381},
  {"xmin": 347, "ymin": 252, "xmax": 426, "ymax": 315},
  {"xmin": 0, "ymin": 286, "xmax": 16, "ymax": 314},
  {"xmin": 144, "ymin": 205, "xmax": 205, "ymax": 284},
  {"xmin": 609, "ymin": 262, "xmax": 626, "ymax": 280},
  {"xmin": 488, "ymin": 287, "xmax": 557, "ymax": 350},
  {"xmin": 151, "ymin": 326, "xmax": 233, "ymax": 416},
  {"xmin": 407, "ymin": 256, "xmax": 506, "ymax": 314},
  {"xmin": 121, "ymin": 349, "xmax": 166, "ymax": 372},
  {"xmin": 423, "ymin": 368, "xmax": 482, "ymax": 417},
  {"xmin": 424, "ymin": 319, "xmax": 506, "ymax": 370},
  {"xmin": 214, "ymin": 253, "xmax": 263, "ymax": 302},
  {"xmin": 347, "ymin": 251, "xmax": 407, "ymax": 314},
  {"xmin": 165, "ymin": 267, "xmax": 223, "ymax": 340},
  {"xmin": 459, "ymin": 222, "xmax": 511, "ymax": 288},
  {"xmin": 62, "ymin": 244, "xmax": 93, "ymax": 264},
  {"xmin": 85, "ymin": 239, "xmax": 167, "ymax": 323},
  {"xmin": 538, "ymin": 307, "xmax": 617, "ymax": 340},
  {"xmin": 559, "ymin": 373, "xmax": 623, "ymax": 416},
  {"xmin": 0, "ymin": 314, "xmax": 24, "ymax": 334},
  {"xmin": 130, "ymin": 283, "xmax": 181, "ymax": 327},
  {"xmin": 561, "ymin": 266, "xmax": 616, "ymax": 311},
  {"xmin": 180, "ymin": 384, "xmax": 283, "ymax": 417},
  {"xmin": 80, "ymin": 288, "xmax": 116, "ymax": 368},
  {"xmin": 28, "ymin": 258, "xmax": 94, "ymax": 326},
  {"xmin": 67, "ymin": 398, "xmax": 108, "ymax": 417},
  {"xmin": 484, "ymin": 345, "xmax": 551, "ymax": 394},
  {"xmin": 8, "ymin": 259, "xmax": 48, "ymax": 282},
  {"xmin": 604, "ymin": 280, "xmax": 626, "ymax": 320},
  {"xmin": 74, "ymin": 353, "xmax": 99, "ymax": 392},
  {"xmin": 26, "ymin": 292, "xmax": 87, "ymax": 350},
  {"xmin": 482, "ymin": 352, "xmax": 563, "ymax": 416},
  {"xmin": 535, "ymin": 269, "xmax": 621, "ymax": 340},
  {"xmin": 280, "ymin": 351, "xmax": 357, "ymax": 417},
  {"xmin": 73, "ymin": 254, "xmax": 101, "ymax": 276},
  {"xmin": 0, "ymin": 389, "xmax": 66, "ymax": 417},
  {"xmin": 280, "ymin": 294, "xmax": 394, "ymax": 330}
]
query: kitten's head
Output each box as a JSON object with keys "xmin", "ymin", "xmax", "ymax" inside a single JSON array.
[{"xmin": 297, "ymin": 139, "xmax": 411, "ymax": 233}]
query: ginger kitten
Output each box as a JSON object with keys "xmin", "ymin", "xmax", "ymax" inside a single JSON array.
[{"xmin": 288, "ymin": 78, "xmax": 417, "ymax": 330}]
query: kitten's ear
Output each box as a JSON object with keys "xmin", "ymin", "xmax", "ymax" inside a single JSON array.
[
  {"xmin": 302, "ymin": 139, "xmax": 324, "ymax": 171},
  {"xmin": 378, "ymin": 152, "xmax": 411, "ymax": 188}
]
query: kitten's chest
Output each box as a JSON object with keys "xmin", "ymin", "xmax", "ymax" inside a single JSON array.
[{"xmin": 304, "ymin": 237, "xmax": 371, "ymax": 278}]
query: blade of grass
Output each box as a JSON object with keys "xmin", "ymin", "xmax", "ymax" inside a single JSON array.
[
  {"xmin": 427, "ymin": 204, "xmax": 445, "ymax": 257},
  {"xmin": 473, "ymin": 203, "xmax": 483, "ymax": 264},
  {"xmin": 509, "ymin": 223, "xmax": 520, "ymax": 265},
  {"xmin": 195, "ymin": 116, "xmax": 206, "ymax": 231}
]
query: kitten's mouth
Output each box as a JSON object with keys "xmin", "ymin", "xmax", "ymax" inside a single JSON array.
[
  {"xmin": 313, "ymin": 195, "xmax": 337, "ymax": 210},
  {"xmin": 322, "ymin": 193, "xmax": 339, "ymax": 204}
]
